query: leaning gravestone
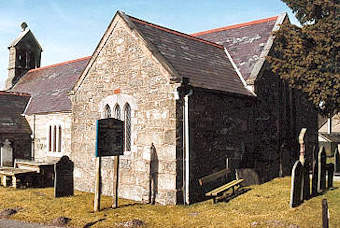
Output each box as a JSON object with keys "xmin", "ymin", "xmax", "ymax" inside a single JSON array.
[
  {"xmin": 54, "ymin": 156, "xmax": 74, "ymax": 198},
  {"xmin": 290, "ymin": 161, "xmax": 304, "ymax": 208},
  {"xmin": 334, "ymin": 148, "xmax": 340, "ymax": 174},
  {"xmin": 326, "ymin": 163, "xmax": 334, "ymax": 189},
  {"xmin": 311, "ymin": 146, "xmax": 318, "ymax": 196},
  {"xmin": 0, "ymin": 139, "xmax": 13, "ymax": 167},
  {"xmin": 318, "ymin": 146, "xmax": 327, "ymax": 193}
]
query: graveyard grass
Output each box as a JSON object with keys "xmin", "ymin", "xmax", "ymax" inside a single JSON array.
[{"xmin": 0, "ymin": 177, "xmax": 339, "ymax": 228}]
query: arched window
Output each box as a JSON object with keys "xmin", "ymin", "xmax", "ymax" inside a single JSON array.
[
  {"xmin": 104, "ymin": 104, "xmax": 111, "ymax": 118},
  {"xmin": 124, "ymin": 103, "xmax": 131, "ymax": 151},
  {"xmin": 114, "ymin": 104, "xmax": 121, "ymax": 120},
  {"xmin": 58, "ymin": 126, "xmax": 62, "ymax": 152},
  {"xmin": 53, "ymin": 126, "xmax": 57, "ymax": 152}
]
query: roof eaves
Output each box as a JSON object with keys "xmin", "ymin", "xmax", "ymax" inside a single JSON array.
[
  {"xmin": 9, "ymin": 29, "xmax": 43, "ymax": 51},
  {"xmin": 246, "ymin": 12, "xmax": 287, "ymax": 85}
]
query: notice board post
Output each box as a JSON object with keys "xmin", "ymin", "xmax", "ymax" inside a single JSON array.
[{"xmin": 94, "ymin": 118, "xmax": 124, "ymax": 212}]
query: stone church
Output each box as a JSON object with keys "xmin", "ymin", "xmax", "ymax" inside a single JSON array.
[{"xmin": 0, "ymin": 11, "xmax": 317, "ymax": 204}]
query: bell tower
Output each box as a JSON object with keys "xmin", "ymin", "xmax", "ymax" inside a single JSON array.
[{"xmin": 6, "ymin": 22, "xmax": 42, "ymax": 90}]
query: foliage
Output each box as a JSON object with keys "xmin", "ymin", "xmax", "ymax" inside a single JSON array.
[
  {"xmin": 1, "ymin": 178, "xmax": 340, "ymax": 227},
  {"xmin": 268, "ymin": 0, "xmax": 340, "ymax": 116}
]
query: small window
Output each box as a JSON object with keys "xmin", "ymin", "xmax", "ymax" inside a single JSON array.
[
  {"xmin": 114, "ymin": 104, "xmax": 121, "ymax": 120},
  {"xmin": 49, "ymin": 126, "xmax": 52, "ymax": 151},
  {"xmin": 124, "ymin": 103, "xmax": 131, "ymax": 151},
  {"xmin": 58, "ymin": 126, "xmax": 62, "ymax": 152},
  {"xmin": 53, "ymin": 126, "xmax": 57, "ymax": 152},
  {"xmin": 105, "ymin": 104, "xmax": 111, "ymax": 118}
]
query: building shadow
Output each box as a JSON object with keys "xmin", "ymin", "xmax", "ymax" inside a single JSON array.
[{"xmin": 149, "ymin": 143, "xmax": 159, "ymax": 204}]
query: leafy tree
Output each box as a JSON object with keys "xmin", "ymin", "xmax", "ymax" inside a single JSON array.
[{"xmin": 268, "ymin": 0, "xmax": 340, "ymax": 116}]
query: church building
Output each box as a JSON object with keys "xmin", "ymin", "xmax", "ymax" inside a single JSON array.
[{"xmin": 0, "ymin": 11, "xmax": 318, "ymax": 205}]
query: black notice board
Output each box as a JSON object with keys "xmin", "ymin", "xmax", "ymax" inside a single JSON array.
[{"xmin": 95, "ymin": 118, "xmax": 124, "ymax": 157}]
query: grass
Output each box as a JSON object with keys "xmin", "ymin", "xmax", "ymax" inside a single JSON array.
[{"xmin": 0, "ymin": 177, "xmax": 339, "ymax": 227}]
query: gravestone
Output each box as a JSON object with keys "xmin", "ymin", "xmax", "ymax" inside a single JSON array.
[
  {"xmin": 311, "ymin": 146, "xmax": 318, "ymax": 196},
  {"xmin": 318, "ymin": 147, "xmax": 327, "ymax": 193},
  {"xmin": 303, "ymin": 163, "xmax": 310, "ymax": 200},
  {"xmin": 334, "ymin": 148, "xmax": 340, "ymax": 174},
  {"xmin": 0, "ymin": 139, "xmax": 13, "ymax": 167},
  {"xmin": 326, "ymin": 163, "xmax": 334, "ymax": 189},
  {"xmin": 290, "ymin": 161, "xmax": 304, "ymax": 208},
  {"xmin": 54, "ymin": 156, "xmax": 74, "ymax": 198}
]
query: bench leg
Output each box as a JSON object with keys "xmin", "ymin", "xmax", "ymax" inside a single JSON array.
[
  {"xmin": 2, "ymin": 176, "xmax": 7, "ymax": 187},
  {"xmin": 12, "ymin": 176, "xmax": 17, "ymax": 188},
  {"xmin": 213, "ymin": 198, "xmax": 217, "ymax": 204}
]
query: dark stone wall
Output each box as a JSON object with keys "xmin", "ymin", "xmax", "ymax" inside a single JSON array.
[
  {"xmin": 0, "ymin": 134, "xmax": 32, "ymax": 165},
  {"xmin": 187, "ymin": 88, "xmax": 255, "ymax": 201}
]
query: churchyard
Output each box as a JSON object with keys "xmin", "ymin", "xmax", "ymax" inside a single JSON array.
[{"xmin": 0, "ymin": 177, "xmax": 339, "ymax": 228}]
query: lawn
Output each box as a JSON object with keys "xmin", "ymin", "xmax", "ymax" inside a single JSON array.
[{"xmin": 0, "ymin": 177, "xmax": 339, "ymax": 228}]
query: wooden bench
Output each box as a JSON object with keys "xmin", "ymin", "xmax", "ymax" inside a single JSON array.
[
  {"xmin": 0, "ymin": 167, "xmax": 38, "ymax": 188},
  {"xmin": 199, "ymin": 168, "xmax": 244, "ymax": 204}
]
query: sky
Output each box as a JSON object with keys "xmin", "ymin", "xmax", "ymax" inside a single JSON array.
[{"xmin": 0, "ymin": 0, "xmax": 300, "ymax": 90}]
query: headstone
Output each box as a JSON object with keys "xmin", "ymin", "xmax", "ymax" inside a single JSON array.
[
  {"xmin": 290, "ymin": 161, "xmax": 304, "ymax": 208},
  {"xmin": 326, "ymin": 163, "xmax": 334, "ymax": 189},
  {"xmin": 54, "ymin": 156, "xmax": 74, "ymax": 198},
  {"xmin": 334, "ymin": 148, "xmax": 340, "ymax": 174},
  {"xmin": 311, "ymin": 146, "xmax": 318, "ymax": 196},
  {"xmin": 303, "ymin": 163, "xmax": 310, "ymax": 200},
  {"xmin": 318, "ymin": 146, "xmax": 327, "ymax": 193},
  {"xmin": 0, "ymin": 139, "xmax": 13, "ymax": 167}
]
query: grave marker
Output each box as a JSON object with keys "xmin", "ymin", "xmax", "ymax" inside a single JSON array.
[
  {"xmin": 290, "ymin": 161, "xmax": 304, "ymax": 208},
  {"xmin": 334, "ymin": 148, "xmax": 340, "ymax": 174},
  {"xmin": 54, "ymin": 156, "xmax": 74, "ymax": 198},
  {"xmin": 318, "ymin": 146, "xmax": 327, "ymax": 193},
  {"xmin": 0, "ymin": 139, "xmax": 13, "ymax": 167}
]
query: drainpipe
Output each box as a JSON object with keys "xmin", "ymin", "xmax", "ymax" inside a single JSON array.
[
  {"xmin": 327, "ymin": 117, "xmax": 332, "ymax": 134},
  {"xmin": 31, "ymin": 114, "xmax": 36, "ymax": 160},
  {"xmin": 177, "ymin": 78, "xmax": 193, "ymax": 205}
]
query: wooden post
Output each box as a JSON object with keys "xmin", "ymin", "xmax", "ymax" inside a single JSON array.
[
  {"xmin": 322, "ymin": 199, "xmax": 329, "ymax": 228},
  {"xmin": 113, "ymin": 155, "xmax": 120, "ymax": 208},
  {"xmin": 94, "ymin": 157, "xmax": 101, "ymax": 212}
]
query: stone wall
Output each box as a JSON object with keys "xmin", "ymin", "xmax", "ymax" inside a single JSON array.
[
  {"xmin": 25, "ymin": 113, "xmax": 72, "ymax": 161},
  {"xmin": 187, "ymin": 88, "xmax": 255, "ymax": 201},
  {"xmin": 70, "ymin": 16, "xmax": 180, "ymax": 205}
]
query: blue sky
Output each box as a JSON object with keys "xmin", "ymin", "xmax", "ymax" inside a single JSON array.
[{"xmin": 0, "ymin": 0, "xmax": 299, "ymax": 89}]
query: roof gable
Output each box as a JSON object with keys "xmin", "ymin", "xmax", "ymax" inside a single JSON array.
[
  {"xmin": 9, "ymin": 29, "xmax": 42, "ymax": 51},
  {"xmin": 72, "ymin": 11, "xmax": 253, "ymax": 97},
  {"xmin": 193, "ymin": 13, "xmax": 287, "ymax": 83}
]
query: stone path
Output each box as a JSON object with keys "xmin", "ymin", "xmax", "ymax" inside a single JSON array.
[{"xmin": 0, "ymin": 219, "xmax": 58, "ymax": 228}]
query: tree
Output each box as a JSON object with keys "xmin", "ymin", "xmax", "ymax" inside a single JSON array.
[{"xmin": 268, "ymin": 0, "xmax": 340, "ymax": 116}]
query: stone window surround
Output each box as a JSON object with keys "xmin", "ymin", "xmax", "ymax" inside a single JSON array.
[
  {"xmin": 99, "ymin": 94, "xmax": 137, "ymax": 156},
  {"xmin": 46, "ymin": 120, "xmax": 64, "ymax": 157}
]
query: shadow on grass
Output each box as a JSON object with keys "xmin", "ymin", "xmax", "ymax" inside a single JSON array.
[
  {"xmin": 101, "ymin": 202, "xmax": 144, "ymax": 211},
  {"xmin": 83, "ymin": 218, "xmax": 106, "ymax": 228},
  {"xmin": 219, "ymin": 187, "xmax": 252, "ymax": 203}
]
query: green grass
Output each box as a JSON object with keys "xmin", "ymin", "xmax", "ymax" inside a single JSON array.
[{"xmin": 0, "ymin": 177, "xmax": 339, "ymax": 227}]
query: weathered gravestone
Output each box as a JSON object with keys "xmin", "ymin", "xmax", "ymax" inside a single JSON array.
[
  {"xmin": 0, "ymin": 139, "xmax": 13, "ymax": 167},
  {"xmin": 290, "ymin": 161, "xmax": 304, "ymax": 208},
  {"xmin": 311, "ymin": 146, "xmax": 318, "ymax": 196},
  {"xmin": 326, "ymin": 163, "xmax": 334, "ymax": 189},
  {"xmin": 318, "ymin": 146, "xmax": 327, "ymax": 193},
  {"xmin": 54, "ymin": 156, "xmax": 74, "ymax": 198},
  {"xmin": 334, "ymin": 148, "xmax": 340, "ymax": 174}
]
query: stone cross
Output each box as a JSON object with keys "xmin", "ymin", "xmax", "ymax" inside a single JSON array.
[
  {"xmin": 290, "ymin": 160, "xmax": 304, "ymax": 208},
  {"xmin": 317, "ymin": 146, "xmax": 327, "ymax": 193},
  {"xmin": 0, "ymin": 139, "xmax": 13, "ymax": 167}
]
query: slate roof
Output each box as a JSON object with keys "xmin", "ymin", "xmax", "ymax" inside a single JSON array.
[
  {"xmin": 319, "ymin": 133, "xmax": 340, "ymax": 143},
  {"xmin": 192, "ymin": 16, "xmax": 279, "ymax": 81},
  {"xmin": 0, "ymin": 91, "xmax": 31, "ymax": 134},
  {"xmin": 126, "ymin": 14, "xmax": 253, "ymax": 96},
  {"xmin": 10, "ymin": 57, "xmax": 90, "ymax": 114}
]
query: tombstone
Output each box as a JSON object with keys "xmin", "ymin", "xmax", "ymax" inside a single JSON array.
[
  {"xmin": 318, "ymin": 146, "xmax": 327, "ymax": 193},
  {"xmin": 0, "ymin": 139, "xmax": 13, "ymax": 167},
  {"xmin": 334, "ymin": 148, "xmax": 340, "ymax": 174},
  {"xmin": 326, "ymin": 163, "xmax": 334, "ymax": 189},
  {"xmin": 311, "ymin": 146, "xmax": 318, "ymax": 196},
  {"xmin": 290, "ymin": 161, "xmax": 304, "ymax": 208},
  {"xmin": 303, "ymin": 163, "xmax": 310, "ymax": 200},
  {"xmin": 54, "ymin": 156, "xmax": 74, "ymax": 198}
]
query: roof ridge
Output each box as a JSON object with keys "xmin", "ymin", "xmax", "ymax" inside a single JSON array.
[
  {"xmin": 0, "ymin": 91, "xmax": 31, "ymax": 97},
  {"xmin": 127, "ymin": 15, "xmax": 224, "ymax": 49},
  {"xmin": 191, "ymin": 16, "xmax": 279, "ymax": 37},
  {"xmin": 28, "ymin": 56, "xmax": 91, "ymax": 73}
]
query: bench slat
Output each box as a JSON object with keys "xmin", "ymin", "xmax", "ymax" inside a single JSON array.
[{"xmin": 205, "ymin": 179, "xmax": 244, "ymax": 197}]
